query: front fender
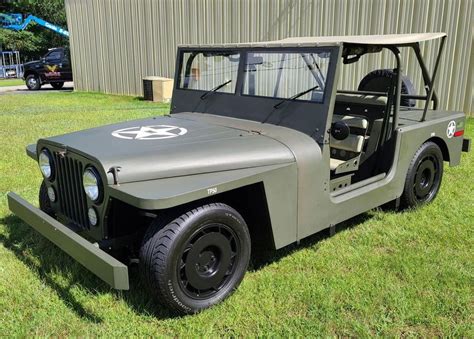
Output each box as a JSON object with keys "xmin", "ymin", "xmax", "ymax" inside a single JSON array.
[{"xmin": 108, "ymin": 163, "xmax": 298, "ymax": 249}]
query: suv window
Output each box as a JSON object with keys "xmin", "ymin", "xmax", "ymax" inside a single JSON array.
[
  {"xmin": 179, "ymin": 52, "xmax": 240, "ymax": 93},
  {"xmin": 45, "ymin": 50, "xmax": 62, "ymax": 61},
  {"xmin": 243, "ymin": 51, "xmax": 330, "ymax": 103}
]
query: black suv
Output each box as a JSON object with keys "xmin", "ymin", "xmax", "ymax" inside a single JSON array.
[{"xmin": 23, "ymin": 47, "xmax": 73, "ymax": 90}]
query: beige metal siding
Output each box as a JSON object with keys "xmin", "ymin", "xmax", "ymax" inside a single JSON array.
[{"xmin": 65, "ymin": 0, "xmax": 473, "ymax": 115}]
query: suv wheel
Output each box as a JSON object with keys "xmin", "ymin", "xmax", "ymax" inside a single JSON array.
[
  {"xmin": 51, "ymin": 82, "xmax": 64, "ymax": 90},
  {"xmin": 140, "ymin": 203, "xmax": 251, "ymax": 314},
  {"xmin": 26, "ymin": 74, "xmax": 41, "ymax": 90},
  {"xmin": 400, "ymin": 141, "xmax": 443, "ymax": 208}
]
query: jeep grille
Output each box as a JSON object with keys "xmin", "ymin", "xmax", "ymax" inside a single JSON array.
[{"xmin": 54, "ymin": 152, "xmax": 89, "ymax": 229}]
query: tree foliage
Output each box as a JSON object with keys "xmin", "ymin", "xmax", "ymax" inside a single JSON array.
[
  {"xmin": 0, "ymin": 0, "xmax": 68, "ymax": 61},
  {"xmin": 0, "ymin": 28, "xmax": 41, "ymax": 53}
]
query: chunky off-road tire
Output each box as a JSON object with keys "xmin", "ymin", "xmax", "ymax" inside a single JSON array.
[
  {"xmin": 26, "ymin": 74, "xmax": 41, "ymax": 90},
  {"xmin": 39, "ymin": 181, "xmax": 55, "ymax": 216},
  {"xmin": 140, "ymin": 203, "xmax": 251, "ymax": 314},
  {"xmin": 400, "ymin": 141, "xmax": 443, "ymax": 209},
  {"xmin": 50, "ymin": 82, "xmax": 64, "ymax": 90}
]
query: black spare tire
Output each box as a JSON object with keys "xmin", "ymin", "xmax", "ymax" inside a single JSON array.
[{"xmin": 358, "ymin": 69, "xmax": 416, "ymax": 107}]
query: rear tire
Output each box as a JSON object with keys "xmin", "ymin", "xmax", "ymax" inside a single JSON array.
[
  {"xmin": 140, "ymin": 203, "xmax": 251, "ymax": 314},
  {"xmin": 26, "ymin": 74, "xmax": 41, "ymax": 90},
  {"xmin": 400, "ymin": 142, "xmax": 443, "ymax": 209},
  {"xmin": 50, "ymin": 82, "xmax": 64, "ymax": 90}
]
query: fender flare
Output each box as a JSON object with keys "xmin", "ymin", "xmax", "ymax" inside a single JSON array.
[{"xmin": 108, "ymin": 163, "xmax": 298, "ymax": 249}]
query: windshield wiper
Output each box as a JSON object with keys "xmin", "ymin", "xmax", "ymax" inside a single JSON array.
[
  {"xmin": 200, "ymin": 80, "xmax": 232, "ymax": 100},
  {"xmin": 273, "ymin": 85, "xmax": 319, "ymax": 109}
]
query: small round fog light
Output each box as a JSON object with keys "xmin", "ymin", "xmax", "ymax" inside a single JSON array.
[
  {"xmin": 47, "ymin": 186, "xmax": 56, "ymax": 202},
  {"xmin": 88, "ymin": 207, "xmax": 98, "ymax": 226}
]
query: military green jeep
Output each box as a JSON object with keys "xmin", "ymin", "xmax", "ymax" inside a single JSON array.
[{"xmin": 8, "ymin": 33, "xmax": 470, "ymax": 314}]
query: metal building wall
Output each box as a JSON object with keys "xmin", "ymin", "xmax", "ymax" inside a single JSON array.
[{"xmin": 65, "ymin": 0, "xmax": 473, "ymax": 115}]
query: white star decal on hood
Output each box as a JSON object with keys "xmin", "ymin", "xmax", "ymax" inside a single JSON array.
[{"xmin": 111, "ymin": 125, "xmax": 188, "ymax": 140}]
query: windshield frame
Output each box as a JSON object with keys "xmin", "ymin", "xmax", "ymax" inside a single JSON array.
[
  {"xmin": 176, "ymin": 47, "xmax": 334, "ymax": 103},
  {"xmin": 172, "ymin": 45, "xmax": 340, "ymax": 144}
]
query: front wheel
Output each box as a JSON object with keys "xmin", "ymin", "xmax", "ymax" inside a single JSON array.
[
  {"xmin": 400, "ymin": 141, "xmax": 444, "ymax": 209},
  {"xmin": 50, "ymin": 82, "xmax": 64, "ymax": 90},
  {"xmin": 26, "ymin": 74, "xmax": 41, "ymax": 90},
  {"xmin": 140, "ymin": 203, "xmax": 251, "ymax": 314}
]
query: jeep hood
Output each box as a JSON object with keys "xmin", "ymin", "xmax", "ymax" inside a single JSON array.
[{"xmin": 40, "ymin": 114, "xmax": 295, "ymax": 184}]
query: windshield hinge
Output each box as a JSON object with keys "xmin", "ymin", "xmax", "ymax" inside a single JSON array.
[{"xmin": 108, "ymin": 166, "xmax": 122, "ymax": 185}]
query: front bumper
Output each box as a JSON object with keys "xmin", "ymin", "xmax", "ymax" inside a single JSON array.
[{"xmin": 7, "ymin": 192, "xmax": 129, "ymax": 290}]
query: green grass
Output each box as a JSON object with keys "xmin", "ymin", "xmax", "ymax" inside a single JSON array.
[
  {"xmin": 0, "ymin": 78, "xmax": 24, "ymax": 87},
  {"xmin": 0, "ymin": 91, "xmax": 472, "ymax": 336}
]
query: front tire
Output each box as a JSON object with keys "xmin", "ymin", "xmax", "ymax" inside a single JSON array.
[
  {"xmin": 400, "ymin": 141, "xmax": 443, "ymax": 209},
  {"xmin": 50, "ymin": 82, "xmax": 64, "ymax": 90},
  {"xmin": 26, "ymin": 74, "xmax": 41, "ymax": 90},
  {"xmin": 140, "ymin": 203, "xmax": 251, "ymax": 314}
]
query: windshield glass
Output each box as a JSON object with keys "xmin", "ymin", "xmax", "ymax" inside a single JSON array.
[
  {"xmin": 243, "ymin": 51, "xmax": 330, "ymax": 103},
  {"xmin": 179, "ymin": 51, "xmax": 240, "ymax": 93},
  {"xmin": 173, "ymin": 47, "xmax": 337, "ymax": 138}
]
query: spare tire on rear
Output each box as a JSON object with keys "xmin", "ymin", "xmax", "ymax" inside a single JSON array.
[{"xmin": 358, "ymin": 69, "xmax": 416, "ymax": 107}]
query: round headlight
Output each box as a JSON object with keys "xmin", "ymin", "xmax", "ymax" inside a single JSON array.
[
  {"xmin": 39, "ymin": 149, "xmax": 53, "ymax": 179},
  {"xmin": 83, "ymin": 167, "xmax": 101, "ymax": 201}
]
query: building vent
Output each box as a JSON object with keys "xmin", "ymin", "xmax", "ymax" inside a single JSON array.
[{"xmin": 143, "ymin": 76, "xmax": 173, "ymax": 102}]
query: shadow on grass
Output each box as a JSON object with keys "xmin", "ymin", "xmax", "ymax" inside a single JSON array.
[
  {"xmin": 0, "ymin": 214, "xmax": 177, "ymax": 321},
  {"xmin": 6, "ymin": 87, "xmax": 74, "ymax": 95},
  {"xmin": 0, "ymin": 211, "xmax": 374, "ymax": 320},
  {"xmin": 250, "ymin": 212, "xmax": 374, "ymax": 270}
]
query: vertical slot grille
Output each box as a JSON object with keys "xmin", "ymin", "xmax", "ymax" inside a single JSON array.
[{"xmin": 54, "ymin": 153, "xmax": 89, "ymax": 229}]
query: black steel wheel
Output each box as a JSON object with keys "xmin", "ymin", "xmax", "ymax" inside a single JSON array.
[
  {"xmin": 140, "ymin": 203, "xmax": 251, "ymax": 314},
  {"xmin": 400, "ymin": 141, "xmax": 443, "ymax": 208},
  {"xmin": 26, "ymin": 74, "xmax": 41, "ymax": 90},
  {"xmin": 50, "ymin": 82, "xmax": 64, "ymax": 90},
  {"xmin": 39, "ymin": 181, "xmax": 55, "ymax": 217}
]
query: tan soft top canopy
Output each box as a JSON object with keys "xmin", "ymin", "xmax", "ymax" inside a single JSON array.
[
  {"xmin": 179, "ymin": 32, "xmax": 446, "ymax": 48},
  {"xmin": 279, "ymin": 32, "xmax": 446, "ymax": 45}
]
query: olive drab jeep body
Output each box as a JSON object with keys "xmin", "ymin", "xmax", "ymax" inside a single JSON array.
[{"xmin": 8, "ymin": 33, "xmax": 471, "ymax": 314}]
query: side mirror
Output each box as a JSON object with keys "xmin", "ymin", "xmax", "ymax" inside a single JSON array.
[{"xmin": 331, "ymin": 121, "xmax": 350, "ymax": 140}]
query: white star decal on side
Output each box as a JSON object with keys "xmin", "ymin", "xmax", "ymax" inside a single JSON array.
[
  {"xmin": 111, "ymin": 125, "xmax": 188, "ymax": 140},
  {"xmin": 446, "ymin": 121, "xmax": 456, "ymax": 139}
]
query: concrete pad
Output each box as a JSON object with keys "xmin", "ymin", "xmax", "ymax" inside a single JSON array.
[{"xmin": 0, "ymin": 82, "xmax": 74, "ymax": 94}]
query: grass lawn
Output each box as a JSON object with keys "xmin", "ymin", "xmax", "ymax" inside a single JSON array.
[
  {"xmin": 0, "ymin": 78, "xmax": 24, "ymax": 87},
  {"xmin": 0, "ymin": 92, "xmax": 472, "ymax": 336}
]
